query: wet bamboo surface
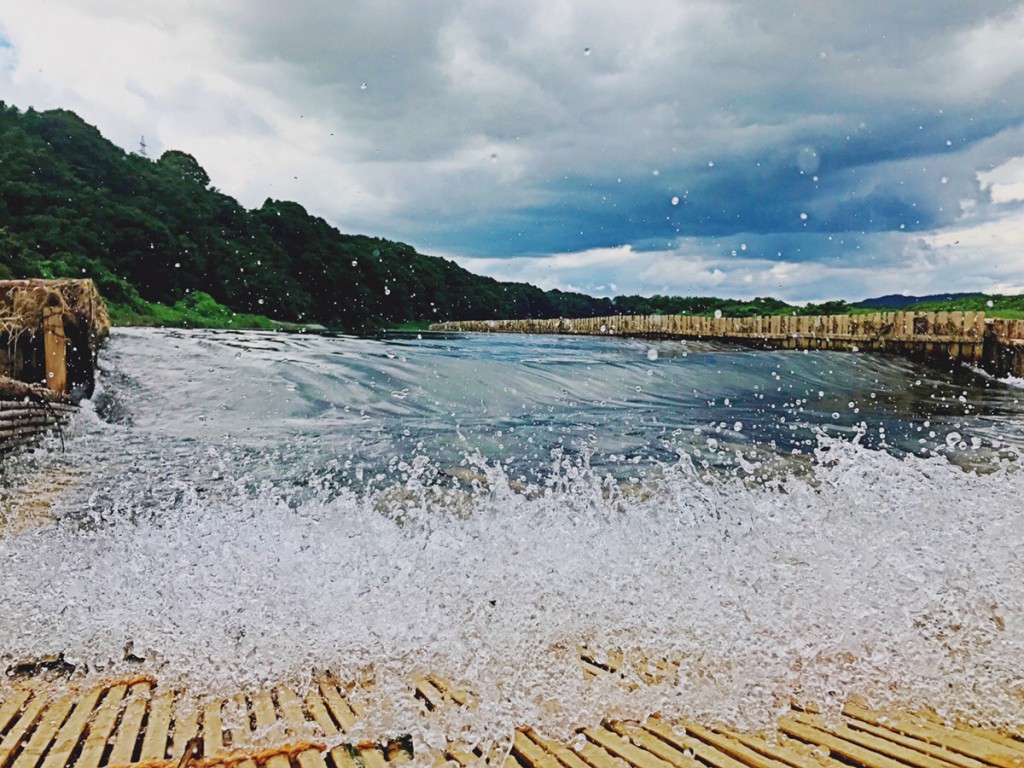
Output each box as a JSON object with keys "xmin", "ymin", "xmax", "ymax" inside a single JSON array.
[
  {"xmin": 0, "ymin": 396, "xmax": 76, "ymax": 452},
  {"xmin": 1, "ymin": 657, "xmax": 1020, "ymax": 768},
  {"xmin": 431, "ymin": 312, "xmax": 1024, "ymax": 377}
]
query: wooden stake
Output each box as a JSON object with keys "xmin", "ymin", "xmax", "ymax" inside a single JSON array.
[{"xmin": 42, "ymin": 305, "xmax": 68, "ymax": 394}]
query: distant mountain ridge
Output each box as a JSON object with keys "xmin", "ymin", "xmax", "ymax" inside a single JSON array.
[{"xmin": 853, "ymin": 292, "xmax": 987, "ymax": 309}]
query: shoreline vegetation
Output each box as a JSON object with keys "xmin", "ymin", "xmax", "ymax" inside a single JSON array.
[
  {"xmin": 107, "ymin": 292, "xmax": 1024, "ymax": 334},
  {"xmin": 0, "ymin": 101, "xmax": 1021, "ymax": 334}
]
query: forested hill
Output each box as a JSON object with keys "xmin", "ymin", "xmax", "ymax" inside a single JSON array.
[{"xmin": 0, "ymin": 102, "xmax": 636, "ymax": 329}]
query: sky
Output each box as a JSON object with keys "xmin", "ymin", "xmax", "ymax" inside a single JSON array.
[{"xmin": 2, "ymin": 1, "xmax": 1024, "ymax": 303}]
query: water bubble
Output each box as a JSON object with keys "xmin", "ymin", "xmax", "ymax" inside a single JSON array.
[
  {"xmin": 352, "ymin": 260, "xmax": 358, "ymax": 267},
  {"xmin": 796, "ymin": 146, "xmax": 820, "ymax": 174},
  {"xmin": 941, "ymin": 176, "xmax": 949, "ymax": 184},
  {"xmin": 360, "ymin": 82, "xmax": 367, "ymax": 90},
  {"xmin": 800, "ymin": 212, "xmax": 809, "ymax": 221},
  {"xmin": 647, "ymin": 348, "xmax": 659, "ymax": 361},
  {"xmin": 671, "ymin": 196, "xmax": 680, "ymax": 205},
  {"xmin": 583, "ymin": 47, "xmax": 591, "ymax": 56},
  {"xmin": 384, "ymin": 287, "xmax": 391, "ymax": 296},
  {"xmin": 733, "ymin": 421, "xmax": 743, "ymax": 432},
  {"xmin": 708, "ymin": 161, "xmax": 715, "ymax": 168},
  {"xmin": 946, "ymin": 431, "xmax": 962, "ymax": 447},
  {"xmin": 714, "ymin": 309, "xmax": 723, "ymax": 319}
]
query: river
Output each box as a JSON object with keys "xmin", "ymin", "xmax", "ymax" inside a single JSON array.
[{"xmin": 1, "ymin": 327, "xmax": 1023, "ymax": 740}]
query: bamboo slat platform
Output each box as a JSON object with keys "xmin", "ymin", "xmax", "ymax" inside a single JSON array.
[{"xmin": 2, "ymin": 660, "xmax": 1020, "ymax": 768}]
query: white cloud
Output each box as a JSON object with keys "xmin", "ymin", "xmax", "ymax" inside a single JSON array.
[
  {"xmin": 980, "ymin": 157, "xmax": 1024, "ymax": 204},
  {"xmin": 1, "ymin": 1, "xmax": 1022, "ymax": 299}
]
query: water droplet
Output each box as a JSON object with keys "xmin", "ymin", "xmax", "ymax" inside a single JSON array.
[
  {"xmin": 671, "ymin": 196, "xmax": 680, "ymax": 205},
  {"xmin": 384, "ymin": 287, "xmax": 391, "ymax": 296},
  {"xmin": 707, "ymin": 161, "xmax": 715, "ymax": 168},
  {"xmin": 360, "ymin": 82, "xmax": 367, "ymax": 90},
  {"xmin": 946, "ymin": 431, "xmax": 962, "ymax": 447},
  {"xmin": 352, "ymin": 260, "xmax": 358, "ymax": 266},
  {"xmin": 941, "ymin": 176, "xmax": 949, "ymax": 184},
  {"xmin": 652, "ymin": 169, "xmax": 660, "ymax": 176},
  {"xmin": 714, "ymin": 309, "xmax": 723, "ymax": 319},
  {"xmin": 733, "ymin": 421, "xmax": 743, "ymax": 432},
  {"xmin": 647, "ymin": 348, "xmax": 658, "ymax": 361},
  {"xmin": 800, "ymin": 212, "xmax": 809, "ymax": 221},
  {"xmin": 987, "ymin": 300, "xmax": 994, "ymax": 308}
]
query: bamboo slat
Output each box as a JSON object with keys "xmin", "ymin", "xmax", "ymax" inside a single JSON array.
[
  {"xmin": 107, "ymin": 682, "xmax": 152, "ymax": 766},
  {"xmin": 138, "ymin": 690, "xmax": 174, "ymax": 761},
  {"xmin": 38, "ymin": 686, "xmax": 105, "ymax": 768},
  {"xmin": 0, "ymin": 692, "xmax": 50, "ymax": 768},
  {"xmin": 73, "ymin": 683, "xmax": 128, "ymax": 768},
  {"xmin": 11, "ymin": 695, "xmax": 75, "ymax": 768}
]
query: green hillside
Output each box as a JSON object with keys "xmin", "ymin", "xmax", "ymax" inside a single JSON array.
[{"xmin": 0, "ymin": 102, "xmax": 626, "ymax": 329}]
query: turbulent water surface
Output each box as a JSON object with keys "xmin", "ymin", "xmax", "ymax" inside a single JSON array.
[{"xmin": 2, "ymin": 328, "xmax": 1024, "ymax": 744}]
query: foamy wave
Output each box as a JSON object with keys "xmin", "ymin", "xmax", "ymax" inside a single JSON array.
[{"xmin": 2, "ymin": 441, "xmax": 1023, "ymax": 746}]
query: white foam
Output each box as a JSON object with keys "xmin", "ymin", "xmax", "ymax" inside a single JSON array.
[{"xmin": 2, "ymin": 440, "xmax": 1023, "ymax": 748}]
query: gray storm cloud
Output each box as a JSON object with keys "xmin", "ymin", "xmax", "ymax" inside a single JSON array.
[{"xmin": 1, "ymin": 0, "xmax": 1023, "ymax": 300}]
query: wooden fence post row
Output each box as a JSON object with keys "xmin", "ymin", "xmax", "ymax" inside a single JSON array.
[{"xmin": 431, "ymin": 311, "xmax": 1022, "ymax": 372}]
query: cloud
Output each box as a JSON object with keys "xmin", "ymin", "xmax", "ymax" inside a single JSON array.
[{"xmin": 1, "ymin": 1, "xmax": 1022, "ymax": 299}]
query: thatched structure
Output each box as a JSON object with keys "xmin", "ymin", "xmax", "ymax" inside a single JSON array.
[{"xmin": 0, "ymin": 279, "xmax": 110, "ymax": 399}]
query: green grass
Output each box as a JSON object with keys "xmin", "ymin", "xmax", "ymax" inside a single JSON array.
[
  {"xmin": 108, "ymin": 291, "xmax": 279, "ymax": 330},
  {"xmin": 384, "ymin": 320, "xmax": 431, "ymax": 331},
  {"xmin": 894, "ymin": 295, "xmax": 1024, "ymax": 319}
]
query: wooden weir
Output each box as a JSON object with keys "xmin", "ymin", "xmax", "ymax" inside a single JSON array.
[
  {"xmin": 430, "ymin": 312, "xmax": 1024, "ymax": 379},
  {"xmin": 0, "ymin": 280, "xmax": 110, "ymax": 451},
  {"xmin": 1, "ymin": 656, "xmax": 1021, "ymax": 768}
]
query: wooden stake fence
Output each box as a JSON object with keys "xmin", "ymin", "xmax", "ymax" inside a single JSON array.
[{"xmin": 432, "ymin": 311, "xmax": 1024, "ymax": 378}]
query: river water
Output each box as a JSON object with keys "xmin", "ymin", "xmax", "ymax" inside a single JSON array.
[{"xmin": 2, "ymin": 328, "xmax": 1023, "ymax": 742}]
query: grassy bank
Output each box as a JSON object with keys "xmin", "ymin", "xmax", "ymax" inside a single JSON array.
[{"xmin": 107, "ymin": 291, "xmax": 280, "ymax": 330}]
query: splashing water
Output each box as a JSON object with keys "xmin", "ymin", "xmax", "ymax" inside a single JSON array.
[{"xmin": 1, "ymin": 328, "xmax": 1023, "ymax": 745}]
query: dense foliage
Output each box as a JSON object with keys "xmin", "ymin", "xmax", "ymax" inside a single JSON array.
[
  {"xmin": 4, "ymin": 102, "xmax": 1007, "ymax": 329},
  {"xmin": 0, "ymin": 103, "xmax": 614, "ymax": 328}
]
